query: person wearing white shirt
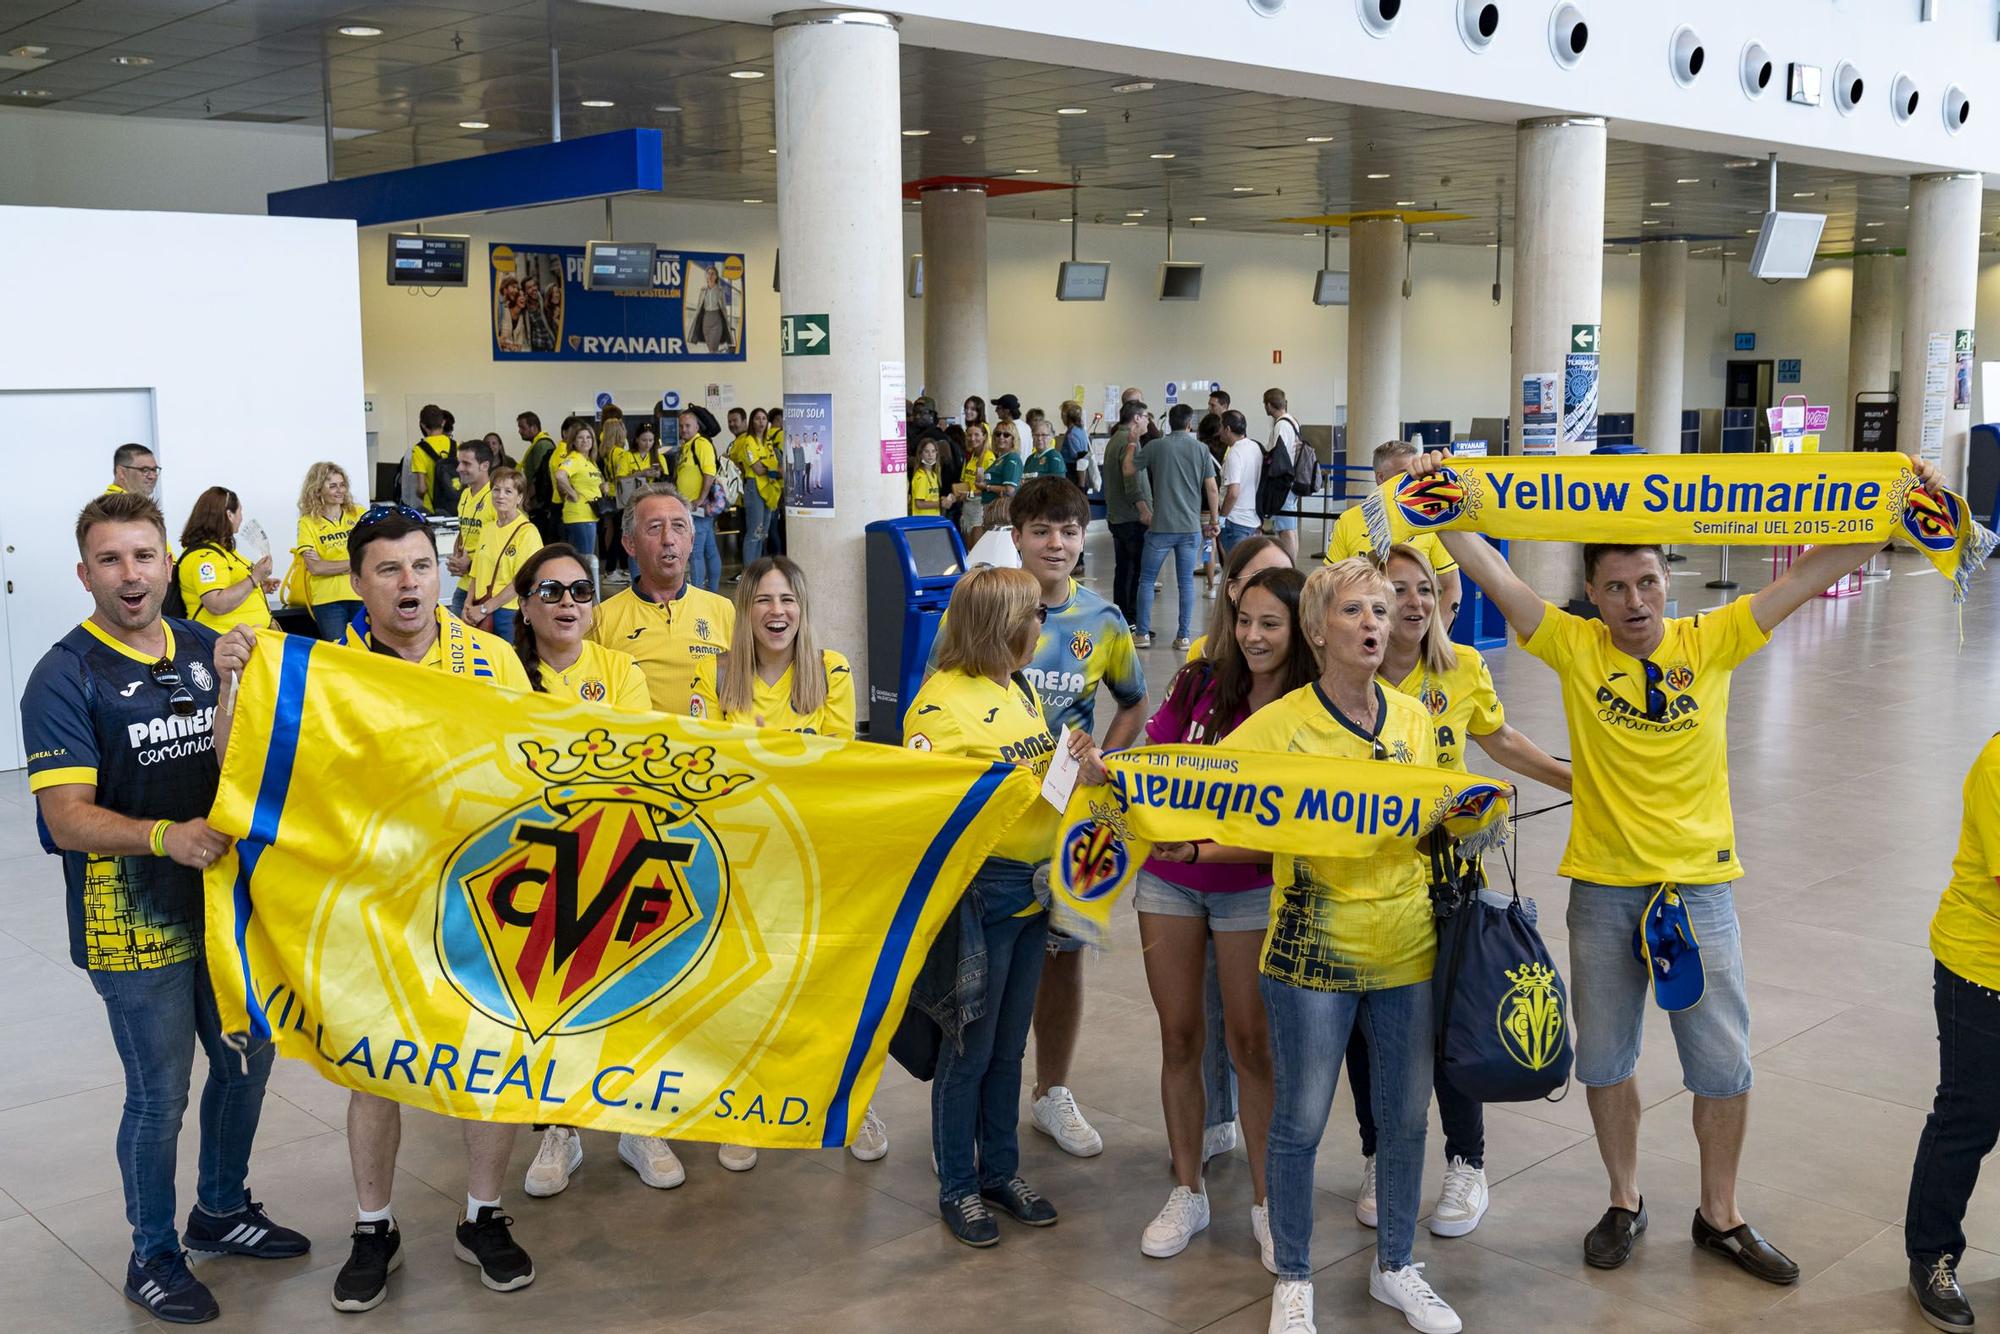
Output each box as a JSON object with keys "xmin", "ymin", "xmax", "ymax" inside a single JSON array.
[{"xmin": 1218, "ymin": 410, "xmax": 1263, "ymax": 555}]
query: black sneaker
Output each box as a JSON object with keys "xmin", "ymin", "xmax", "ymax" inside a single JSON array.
[
  {"xmin": 124, "ymin": 1250, "xmax": 218, "ymax": 1325},
  {"xmin": 980, "ymin": 1176, "xmax": 1058, "ymax": 1227},
  {"xmin": 454, "ymin": 1207, "xmax": 535, "ymax": 1292},
  {"xmin": 184, "ymin": 1193, "xmax": 311, "ymax": 1259},
  {"xmin": 941, "ymin": 1192, "xmax": 1000, "ymax": 1247},
  {"xmin": 1911, "ymin": 1256, "xmax": 1976, "ymax": 1331},
  {"xmin": 330, "ymin": 1219, "xmax": 401, "ymax": 1313}
]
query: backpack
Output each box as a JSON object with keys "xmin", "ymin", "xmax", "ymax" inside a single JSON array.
[
  {"xmin": 1255, "ymin": 420, "xmax": 1303, "ymax": 519},
  {"xmin": 1287, "ymin": 428, "xmax": 1321, "ymax": 497},
  {"xmin": 165, "ymin": 543, "xmax": 224, "ymax": 620},
  {"xmin": 403, "ymin": 437, "xmax": 461, "ymax": 513}
]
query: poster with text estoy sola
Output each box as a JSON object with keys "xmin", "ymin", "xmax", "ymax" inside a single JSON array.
[{"xmin": 489, "ymin": 244, "xmax": 747, "ymax": 362}]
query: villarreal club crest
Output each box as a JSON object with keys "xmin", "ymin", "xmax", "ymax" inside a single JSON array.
[{"xmin": 435, "ymin": 729, "xmax": 752, "ymax": 1041}]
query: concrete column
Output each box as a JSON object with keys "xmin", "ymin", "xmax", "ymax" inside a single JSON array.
[
  {"xmin": 774, "ymin": 9, "xmax": 904, "ymax": 714},
  {"xmin": 920, "ymin": 186, "xmax": 989, "ymax": 421},
  {"xmin": 1900, "ymin": 172, "xmax": 1981, "ymax": 487},
  {"xmin": 1635, "ymin": 239, "xmax": 1687, "ymax": 455},
  {"xmin": 1508, "ymin": 116, "xmax": 1606, "ymax": 598},
  {"xmin": 1844, "ymin": 252, "xmax": 1896, "ymax": 451},
  {"xmin": 1347, "ymin": 216, "xmax": 1404, "ymax": 454}
]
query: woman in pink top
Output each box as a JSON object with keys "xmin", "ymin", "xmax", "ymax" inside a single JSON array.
[{"xmin": 1135, "ymin": 567, "xmax": 1314, "ymax": 1266}]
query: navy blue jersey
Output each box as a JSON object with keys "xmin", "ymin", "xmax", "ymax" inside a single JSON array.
[{"xmin": 22, "ymin": 617, "xmax": 222, "ymax": 971}]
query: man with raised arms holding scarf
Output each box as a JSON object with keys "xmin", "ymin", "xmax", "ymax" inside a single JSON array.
[{"xmin": 1404, "ymin": 448, "xmax": 1947, "ymax": 1287}]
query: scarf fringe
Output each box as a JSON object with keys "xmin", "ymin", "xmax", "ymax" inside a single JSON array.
[
  {"xmin": 1459, "ymin": 817, "xmax": 1512, "ymax": 864},
  {"xmin": 1957, "ymin": 520, "xmax": 1999, "ymax": 603},
  {"xmin": 1361, "ymin": 488, "xmax": 1394, "ymax": 560}
]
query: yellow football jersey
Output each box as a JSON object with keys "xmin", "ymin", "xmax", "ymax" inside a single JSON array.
[
  {"xmin": 181, "ymin": 545, "xmax": 272, "ymax": 633},
  {"xmin": 536, "ymin": 639, "xmax": 650, "ymax": 712},
  {"xmin": 468, "ymin": 515, "xmax": 542, "ymax": 606},
  {"xmin": 588, "ymin": 582, "xmax": 735, "ymax": 713},
  {"xmin": 676, "ymin": 435, "xmax": 720, "ymax": 505},
  {"xmin": 1326, "ymin": 505, "xmax": 1458, "ymax": 576},
  {"xmin": 910, "ymin": 467, "xmax": 942, "ymax": 515},
  {"xmin": 1381, "ymin": 642, "xmax": 1503, "ymax": 773},
  {"xmin": 904, "ymin": 669, "xmax": 1057, "ymax": 865},
  {"xmin": 691, "ymin": 649, "xmax": 855, "ymax": 739},
  {"xmin": 1522, "ymin": 596, "xmax": 1767, "ymax": 886},
  {"xmin": 454, "ymin": 483, "xmax": 496, "ymax": 590},
  {"xmin": 295, "ymin": 508, "xmax": 361, "ymax": 607},
  {"xmin": 1226, "ymin": 681, "xmax": 1438, "ymax": 992},
  {"xmin": 1932, "ymin": 734, "xmax": 2000, "ymax": 991}
]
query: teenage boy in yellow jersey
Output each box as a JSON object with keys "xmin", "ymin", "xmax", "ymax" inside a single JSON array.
[
  {"xmin": 589, "ymin": 486, "xmax": 735, "ymax": 711},
  {"xmin": 309, "ymin": 507, "xmax": 534, "ymax": 1310},
  {"xmin": 1327, "ymin": 441, "xmax": 1461, "ymax": 616},
  {"xmin": 448, "ymin": 439, "xmax": 496, "ymax": 619},
  {"xmin": 1406, "ymin": 447, "xmax": 1949, "ymax": 1286},
  {"xmin": 1904, "ymin": 732, "xmax": 2000, "ymax": 1331},
  {"xmin": 403, "ymin": 404, "xmax": 453, "ymax": 513}
]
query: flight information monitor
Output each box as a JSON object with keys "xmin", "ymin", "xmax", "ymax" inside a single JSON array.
[
  {"xmin": 386, "ymin": 233, "xmax": 469, "ymax": 286},
  {"xmin": 584, "ymin": 240, "xmax": 659, "ymax": 291}
]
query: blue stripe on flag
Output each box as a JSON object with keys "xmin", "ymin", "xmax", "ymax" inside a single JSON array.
[
  {"xmin": 230, "ymin": 635, "xmax": 313, "ymax": 1042},
  {"xmin": 820, "ymin": 760, "xmax": 1013, "ymax": 1148}
]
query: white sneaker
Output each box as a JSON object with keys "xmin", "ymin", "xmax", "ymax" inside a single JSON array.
[
  {"xmin": 717, "ymin": 1143, "xmax": 759, "ymax": 1172},
  {"xmin": 1203, "ymin": 1120, "xmax": 1238, "ymax": 1164},
  {"xmin": 617, "ymin": 1133, "xmax": 685, "ymax": 1188},
  {"xmin": 849, "ymin": 1104, "xmax": 889, "ymax": 1162},
  {"xmin": 1268, "ymin": 1279, "xmax": 1316, "ymax": 1334},
  {"xmin": 1140, "ymin": 1185, "xmax": 1211, "ymax": 1258},
  {"xmin": 1369, "ymin": 1262, "xmax": 1462, "ymax": 1334},
  {"xmin": 523, "ymin": 1126, "xmax": 582, "ymax": 1197},
  {"xmin": 1031, "ymin": 1086, "xmax": 1104, "ymax": 1157},
  {"xmin": 1429, "ymin": 1157, "xmax": 1488, "ymax": 1238},
  {"xmin": 1355, "ymin": 1154, "xmax": 1379, "ymax": 1228},
  {"xmin": 1252, "ymin": 1202, "xmax": 1276, "ymax": 1274}
]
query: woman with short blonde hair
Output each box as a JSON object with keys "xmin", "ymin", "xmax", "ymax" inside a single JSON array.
[{"xmin": 932, "ymin": 565, "xmax": 1040, "ymax": 680}]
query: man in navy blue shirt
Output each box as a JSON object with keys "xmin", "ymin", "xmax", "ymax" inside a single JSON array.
[{"xmin": 23, "ymin": 490, "xmax": 307, "ymax": 1324}]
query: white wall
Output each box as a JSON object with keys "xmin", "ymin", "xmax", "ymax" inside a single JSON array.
[
  {"xmin": 0, "ymin": 107, "xmax": 325, "ymax": 215},
  {"xmin": 0, "ymin": 204, "xmax": 367, "ymax": 551}
]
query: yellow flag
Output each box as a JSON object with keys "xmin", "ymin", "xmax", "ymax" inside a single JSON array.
[
  {"xmin": 204, "ymin": 631, "xmax": 1036, "ymax": 1147},
  {"xmin": 1361, "ymin": 454, "xmax": 1996, "ymax": 600},
  {"xmin": 1046, "ymin": 744, "xmax": 1511, "ymax": 949}
]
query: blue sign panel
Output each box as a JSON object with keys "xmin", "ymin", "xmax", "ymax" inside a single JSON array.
[
  {"xmin": 1777, "ymin": 358, "xmax": 1802, "ymax": 384},
  {"xmin": 1733, "ymin": 332, "xmax": 1757, "ymax": 352},
  {"xmin": 491, "ymin": 244, "xmax": 746, "ymax": 362}
]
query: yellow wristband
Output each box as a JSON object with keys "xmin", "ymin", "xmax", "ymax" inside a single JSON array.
[{"xmin": 150, "ymin": 820, "xmax": 172, "ymax": 858}]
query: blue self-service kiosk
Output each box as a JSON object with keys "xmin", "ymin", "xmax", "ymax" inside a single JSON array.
[{"xmin": 864, "ymin": 516, "xmax": 967, "ymax": 744}]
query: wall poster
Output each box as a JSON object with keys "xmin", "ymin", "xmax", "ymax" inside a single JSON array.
[{"xmin": 490, "ymin": 244, "xmax": 747, "ymax": 362}]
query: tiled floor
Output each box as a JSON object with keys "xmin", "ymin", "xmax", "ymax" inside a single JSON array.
[{"xmin": 1, "ymin": 535, "xmax": 1995, "ymax": 1333}]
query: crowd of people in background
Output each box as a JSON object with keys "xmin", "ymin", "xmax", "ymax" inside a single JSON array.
[{"xmin": 32, "ymin": 411, "xmax": 1992, "ymax": 1334}]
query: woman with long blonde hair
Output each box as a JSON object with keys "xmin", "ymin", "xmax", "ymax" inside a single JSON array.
[{"xmin": 295, "ymin": 461, "xmax": 363, "ymax": 640}]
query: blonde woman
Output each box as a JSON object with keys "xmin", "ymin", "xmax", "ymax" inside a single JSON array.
[
  {"xmin": 959, "ymin": 421, "xmax": 994, "ymax": 542},
  {"xmin": 688, "ymin": 556, "xmax": 880, "ymax": 1170},
  {"xmin": 904, "ymin": 566, "xmax": 1106, "ymax": 1248},
  {"xmin": 553, "ymin": 420, "xmax": 605, "ymax": 572},
  {"xmin": 296, "ymin": 461, "xmax": 363, "ymax": 640}
]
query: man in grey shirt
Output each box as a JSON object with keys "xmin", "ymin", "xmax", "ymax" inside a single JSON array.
[
  {"xmin": 1102, "ymin": 398, "xmax": 1152, "ymax": 626},
  {"xmin": 1124, "ymin": 402, "xmax": 1220, "ymax": 650}
]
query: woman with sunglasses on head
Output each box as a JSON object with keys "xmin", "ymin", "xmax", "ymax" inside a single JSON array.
[
  {"xmin": 903, "ymin": 566, "xmax": 1107, "ymax": 1249},
  {"xmin": 1136, "ymin": 566, "xmax": 1312, "ymax": 1269},
  {"xmin": 178, "ymin": 486, "xmax": 274, "ymax": 634},
  {"xmin": 688, "ymin": 556, "xmax": 878, "ymax": 1169},
  {"xmin": 508, "ymin": 544, "xmax": 647, "ymax": 710},
  {"xmin": 1338, "ymin": 543, "xmax": 1571, "ymax": 1246}
]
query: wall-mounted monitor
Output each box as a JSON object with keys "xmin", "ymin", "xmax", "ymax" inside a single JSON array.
[
  {"xmin": 583, "ymin": 240, "xmax": 658, "ymax": 291},
  {"xmin": 1748, "ymin": 210, "xmax": 1826, "ymax": 280},
  {"xmin": 386, "ymin": 232, "xmax": 469, "ymax": 286},
  {"xmin": 1158, "ymin": 261, "xmax": 1204, "ymax": 302},
  {"xmin": 1313, "ymin": 269, "xmax": 1350, "ymax": 306},
  {"xmin": 1056, "ymin": 260, "xmax": 1110, "ymax": 301}
]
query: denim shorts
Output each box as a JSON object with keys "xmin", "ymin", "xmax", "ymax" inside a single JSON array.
[
  {"xmin": 1565, "ymin": 879, "xmax": 1753, "ymax": 1099},
  {"xmin": 1265, "ymin": 514, "xmax": 1298, "ymax": 532},
  {"xmin": 1132, "ymin": 869, "xmax": 1274, "ymax": 932}
]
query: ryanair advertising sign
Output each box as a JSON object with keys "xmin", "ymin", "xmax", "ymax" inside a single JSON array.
[
  {"xmin": 489, "ymin": 243, "xmax": 747, "ymax": 362},
  {"xmin": 204, "ymin": 635, "xmax": 1034, "ymax": 1147}
]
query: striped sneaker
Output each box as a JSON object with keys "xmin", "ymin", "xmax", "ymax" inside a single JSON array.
[
  {"xmin": 124, "ymin": 1250, "xmax": 219, "ymax": 1325},
  {"xmin": 183, "ymin": 1194, "xmax": 311, "ymax": 1259}
]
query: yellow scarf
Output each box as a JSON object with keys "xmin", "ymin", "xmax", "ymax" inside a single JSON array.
[
  {"xmin": 1047, "ymin": 744, "xmax": 1510, "ymax": 949},
  {"xmin": 1362, "ymin": 454, "xmax": 1997, "ymax": 600}
]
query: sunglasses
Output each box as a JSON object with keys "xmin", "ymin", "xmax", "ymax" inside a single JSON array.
[
  {"xmin": 149, "ymin": 658, "xmax": 196, "ymax": 718},
  {"xmin": 532, "ymin": 578, "xmax": 597, "ymax": 605},
  {"xmin": 1367, "ymin": 735, "xmax": 1389, "ymax": 761},
  {"xmin": 358, "ymin": 503, "xmax": 431, "ymax": 526},
  {"xmin": 1641, "ymin": 659, "xmax": 1667, "ymax": 722}
]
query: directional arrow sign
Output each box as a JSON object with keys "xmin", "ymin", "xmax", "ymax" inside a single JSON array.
[
  {"xmin": 780, "ymin": 313, "xmax": 830, "ymax": 356},
  {"xmin": 1571, "ymin": 323, "xmax": 1600, "ymax": 352}
]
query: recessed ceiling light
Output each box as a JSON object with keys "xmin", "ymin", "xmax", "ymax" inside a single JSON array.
[
  {"xmin": 1366, "ymin": 172, "xmax": 1391, "ymax": 180},
  {"xmin": 728, "ymin": 69, "xmax": 765, "ymax": 80},
  {"xmin": 1724, "ymin": 159, "xmax": 1758, "ymax": 169},
  {"xmin": 6, "ymin": 45, "xmax": 49, "ymax": 58},
  {"xmin": 1122, "ymin": 221, "xmax": 1139, "ymax": 226},
  {"xmin": 1150, "ymin": 152, "xmax": 1176, "ymax": 159},
  {"xmin": 1059, "ymin": 216, "xmax": 1073, "ymax": 222},
  {"xmin": 766, "ymin": 147, "xmax": 777, "ymax": 154},
  {"xmin": 581, "ymin": 98, "xmax": 614, "ymax": 108},
  {"xmin": 1014, "ymin": 167, "xmax": 1039, "ymax": 174},
  {"xmin": 1486, "ymin": 242, "xmax": 1499, "ymax": 248},
  {"xmin": 743, "ymin": 198, "xmax": 763, "ymax": 204},
  {"xmin": 1676, "ymin": 177, "xmax": 1700, "ymax": 184},
  {"xmin": 1417, "ymin": 231, "xmax": 1436, "ymax": 237},
  {"xmin": 1791, "ymin": 191, "xmax": 1814, "ymax": 199},
  {"xmin": 1641, "ymin": 218, "xmax": 1661, "ymax": 226},
  {"xmin": 109, "ymin": 54, "xmax": 153, "ymax": 66},
  {"xmin": 1232, "ymin": 186, "xmax": 1255, "ymax": 192},
  {"xmin": 1126, "ymin": 211, "xmax": 1146, "ymax": 217},
  {"xmin": 1112, "ymin": 81, "xmax": 1154, "ymax": 93},
  {"xmin": 1648, "ymin": 200, "xmax": 1671, "ymax": 207},
  {"xmin": 1861, "ymin": 236, "xmax": 1878, "ymax": 242},
  {"xmin": 336, "ymin": 25, "xmax": 382, "ymax": 37},
  {"xmin": 1745, "ymin": 228, "xmax": 1761, "ymax": 234},
  {"xmin": 1189, "ymin": 215, "xmax": 1206, "ymax": 222},
  {"xmin": 901, "ymin": 128, "xmax": 928, "ymax": 136},
  {"xmin": 1395, "ymin": 200, "xmax": 1416, "ymax": 207},
  {"xmin": 6, "ymin": 88, "xmax": 51, "ymax": 98},
  {"xmin": 458, "ymin": 120, "xmax": 489, "ymax": 130},
  {"xmin": 1056, "ymin": 107, "xmax": 1088, "ymax": 115},
  {"xmin": 654, "ymin": 104, "xmax": 681, "ymax": 113},
  {"xmin": 1866, "ymin": 220, "xmax": 1885, "ymax": 226},
  {"xmin": 1305, "ymin": 136, "xmax": 1334, "ymax": 145}
]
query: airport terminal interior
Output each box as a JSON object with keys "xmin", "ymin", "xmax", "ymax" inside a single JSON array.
[{"xmin": 3, "ymin": 1, "xmax": 2000, "ymax": 1332}]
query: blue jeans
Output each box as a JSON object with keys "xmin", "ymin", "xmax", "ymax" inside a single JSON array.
[
  {"xmin": 932, "ymin": 871, "xmax": 1048, "ymax": 1204},
  {"xmin": 742, "ymin": 487, "xmax": 770, "ymax": 568},
  {"xmin": 90, "ymin": 957, "xmax": 274, "ymax": 1260},
  {"xmin": 691, "ymin": 515, "xmax": 722, "ymax": 591},
  {"xmin": 564, "ymin": 520, "xmax": 598, "ymax": 560},
  {"xmin": 487, "ymin": 607, "xmax": 517, "ymax": 642},
  {"xmin": 311, "ymin": 599, "xmax": 360, "ymax": 642},
  {"xmin": 1136, "ymin": 530, "xmax": 1199, "ymax": 639},
  {"xmin": 1346, "ymin": 1022, "xmax": 1485, "ymax": 1167},
  {"xmin": 1203, "ymin": 942, "xmax": 1237, "ymax": 1131},
  {"xmin": 1262, "ymin": 975, "xmax": 1431, "ymax": 1278},
  {"xmin": 450, "ymin": 586, "xmax": 468, "ymax": 617},
  {"xmin": 1220, "ymin": 520, "xmax": 1260, "ymax": 555}
]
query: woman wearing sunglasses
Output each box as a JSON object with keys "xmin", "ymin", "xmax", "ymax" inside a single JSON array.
[
  {"xmin": 508, "ymin": 544, "xmax": 646, "ymax": 710},
  {"xmin": 903, "ymin": 566, "xmax": 1107, "ymax": 1249}
]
